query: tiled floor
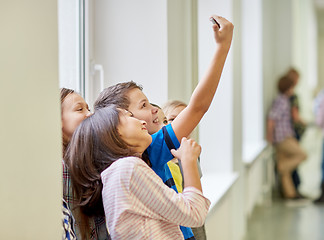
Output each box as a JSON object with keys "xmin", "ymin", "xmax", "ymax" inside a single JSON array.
[{"xmin": 244, "ymin": 126, "xmax": 324, "ymax": 240}]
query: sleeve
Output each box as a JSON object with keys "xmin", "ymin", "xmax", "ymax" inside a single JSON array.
[
  {"xmin": 147, "ymin": 124, "xmax": 180, "ymax": 170},
  {"xmin": 129, "ymin": 159, "xmax": 210, "ymax": 227},
  {"xmin": 62, "ymin": 160, "xmax": 71, "ymax": 204},
  {"xmin": 62, "ymin": 199, "xmax": 77, "ymax": 240}
]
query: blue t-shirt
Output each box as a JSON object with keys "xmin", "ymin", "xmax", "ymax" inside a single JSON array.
[{"xmin": 147, "ymin": 124, "xmax": 195, "ymax": 240}]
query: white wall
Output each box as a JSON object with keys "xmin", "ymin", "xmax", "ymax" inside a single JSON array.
[
  {"xmin": 292, "ymin": 0, "xmax": 318, "ymax": 122},
  {"xmin": 0, "ymin": 1, "xmax": 61, "ymax": 239},
  {"xmin": 318, "ymin": 9, "xmax": 324, "ymax": 89},
  {"xmin": 198, "ymin": 0, "xmax": 234, "ymax": 174},
  {"xmin": 92, "ymin": 0, "xmax": 168, "ymax": 108},
  {"xmin": 167, "ymin": 0, "xmax": 198, "ymax": 103}
]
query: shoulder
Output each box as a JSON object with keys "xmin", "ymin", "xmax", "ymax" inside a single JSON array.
[
  {"xmin": 274, "ymin": 94, "xmax": 290, "ymax": 105},
  {"xmin": 149, "ymin": 124, "xmax": 179, "ymax": 150},
  {"xmin": 101, "ymin": 157, "xmax": 146, "ymax": 178},
  {"xmin": 101, "ymin": 156, "xmax": 149, "ymax": 190}
]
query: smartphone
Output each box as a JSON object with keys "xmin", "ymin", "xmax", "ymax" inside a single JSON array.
[{"xmin": 210, "ymin": 17, "xmax": 220, "ymax": 28}]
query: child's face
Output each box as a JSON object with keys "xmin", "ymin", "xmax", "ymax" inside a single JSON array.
[
  {"xmin": 61, "ymin": 93, "xmax": 91, "ymax": 142},
  {"xmin": 126, "ymin": 88, "xmax": 159, "ymax": 135},
  {"xmin": 166, "ymin": 105, "xmax": 186, "ymax": 124},
  {"xmin": 118, "ymin": 110, "xmax": 152, "ymax": 153},
  {"xmin": 156, "ymin": 108, "xmax": 168, "ymax": 130}
]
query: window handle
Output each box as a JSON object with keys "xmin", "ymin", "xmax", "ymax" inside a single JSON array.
[
  {"xmin": 94, "ymin": 64, "xmax": 104, "ymax": 91},
  {"xmin": 91, "ymin": 62, "xmax": 104, "ymax": 92}
]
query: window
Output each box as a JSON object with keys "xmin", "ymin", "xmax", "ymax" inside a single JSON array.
[
  {"xmin": 242, "ymin": 0, "xmax": 265, "ymax": 163},
  {"xmin": 58, "ymin": 0, "xmax": 84, "ymax": 94}
]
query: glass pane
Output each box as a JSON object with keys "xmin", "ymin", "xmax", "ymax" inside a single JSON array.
[{"xmin": 58, "ymin": 0, "xmax": 82, "ymax": 93}]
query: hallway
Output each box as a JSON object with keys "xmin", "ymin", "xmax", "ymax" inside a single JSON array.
[
  {"xmin": 244, "ymin": 125, "xmax": 324, "ymax": 240},
  {"xmin": 244, "ymin": 199, "xmax": 324, "ymax": 240}
]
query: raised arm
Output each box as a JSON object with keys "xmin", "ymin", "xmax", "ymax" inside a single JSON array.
[{"xmin": 171, "ymin": 15, "xmax": 234, "ymax": 141}]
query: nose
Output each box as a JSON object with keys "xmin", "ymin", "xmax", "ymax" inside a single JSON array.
[
  {"xmin": 141, "ymin": 120, "xmax": 147, "ymax": 126},
  {"xmin": 151, "ymin": 105, "xmax": 158, "ymax": 114},
  {"xmin": 85, "ymin": 110, "xmax": 92, "ymax": 118}
]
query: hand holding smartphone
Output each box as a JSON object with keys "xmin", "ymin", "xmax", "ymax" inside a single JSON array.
[{"xmin": 210, "ymin": 17, "xmax": 220, "ymax": 28}]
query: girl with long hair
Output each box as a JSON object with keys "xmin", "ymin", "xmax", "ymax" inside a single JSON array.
[{"xmin": 65, "ymin": 105, "xmax": 210, "ymax": 239}]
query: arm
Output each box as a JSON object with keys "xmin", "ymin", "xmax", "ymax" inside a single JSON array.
[
  {"xmin": 171, "ymin": 15, "xmax": 234, "ymax": 141},
  {"xmin": 129, "ymin": 158, "xmax": 210, "ymax": 227},
  {"xmin": 290, "ymin": 95, "xmax": 305, "ymax": 124},
  {"xmin": 171, "ymin": 137, "xmax": 202, "ymax": 191},
  {"xmin": 266, "ymin": 119, "xmax": 275, "ymax": 144},
  {"xmin": 291, "ymin": 106, "xmax": 300, "ymax": 122}
]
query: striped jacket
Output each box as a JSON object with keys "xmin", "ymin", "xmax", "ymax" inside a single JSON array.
[{"xmin": 101, "ymin": 156, "xmax": 210, "ymax": 240}]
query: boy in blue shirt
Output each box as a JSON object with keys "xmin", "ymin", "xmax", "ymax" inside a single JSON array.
[{"xmin": 94, "ymin": 15, "xmax": 233, "ymax": 239}]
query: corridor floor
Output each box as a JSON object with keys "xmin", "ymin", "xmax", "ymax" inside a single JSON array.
[
  {"xmin": 244, "ymin": 125, "xmax": 324, "ymax": 240},
  {"xmin": 243, "ymin": 198, "xmax": 324, "ymax": 240}
]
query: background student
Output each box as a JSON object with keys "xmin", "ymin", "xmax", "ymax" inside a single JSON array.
[
  {"xmin": 266, "ymin": 75, "xmax": 307, "ymax": 200},
  {"xmin": 286, "ymin": 68, "xmax": 307, "ymax": 192}
]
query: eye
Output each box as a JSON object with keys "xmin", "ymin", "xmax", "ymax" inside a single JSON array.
[
  {"xmin": 142, "ymin": 102, "xmax": 146, "ymax": 108},
  {"xmin": 168, "ymin": 118, "xmax": 175, "ymax": 123},
  {"xmin": 163, "ymin": 119, "xmax": 168, "ymax": 125},
  {"xmin": 127, "ymin": 110, "xmax": 134, "ymax": 117}
]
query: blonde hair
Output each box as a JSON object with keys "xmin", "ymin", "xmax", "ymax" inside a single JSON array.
[{"xmin": 162, "ymin": 100, "xmax": 187, "ymax": 119}]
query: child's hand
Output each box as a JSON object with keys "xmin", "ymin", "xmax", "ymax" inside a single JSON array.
[
  {"xmin": 171, "ymin": 137, "xmax": 201, "ymax": 163},
  {"xmin": 210, "ymin": 15, "xmax": 234, "ymax": 49}
]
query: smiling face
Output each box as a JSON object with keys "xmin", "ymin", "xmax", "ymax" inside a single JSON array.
[
  {"xmin": 61, "ymin": 92, "xmax": 91, "ymax": 143},
  {"xmin": 126, "ymin": 88, "xmax": 159, "ymax": 135},
  {"xmin": 117, "ymin": 110, "xmax": 152, "ymax": 154}
]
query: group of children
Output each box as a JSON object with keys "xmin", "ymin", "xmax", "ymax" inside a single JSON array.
[{"xmin": 61, "ymin": 15, "xmax": 233, "ymax": 240}]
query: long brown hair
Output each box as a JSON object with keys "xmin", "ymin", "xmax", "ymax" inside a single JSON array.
[{"xmin": 65, "ymin": 105, "xmax": 142, "ymax": 237}]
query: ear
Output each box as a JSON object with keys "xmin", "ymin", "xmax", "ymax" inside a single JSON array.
[{"xmin": 116, "ymin": 126, "xmax": 123, "ymax": 137}]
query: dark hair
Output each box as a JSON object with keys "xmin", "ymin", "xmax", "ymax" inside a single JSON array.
[
  {"xmin": 60, "ymin": 88, "xmax": 75, "ymax": 105},
  {"xmin": 94, "ymin": 81, "xmax": 143, "ymax": 110},
  {"xmin": 65, "ymin": 105, "xmax": 145, "ymax": 238},
  {"xmin": 277, "ymin": 75, "xmax": 295, "ymax": 94},
  {"xmin": 286, "ymin": 67, "xmax": 300, "ymax": 84},
  {"xmin": 60, "ymin": 88, "xmax": 75, "ymax": 153},
  {"xmin": 150, "ymin": 103, "xmax": 161, "ymax": 109}
]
